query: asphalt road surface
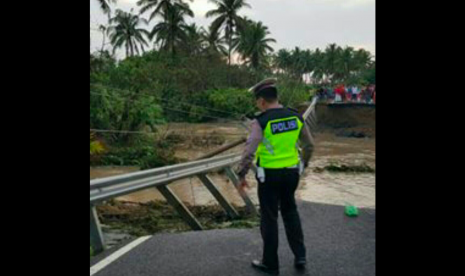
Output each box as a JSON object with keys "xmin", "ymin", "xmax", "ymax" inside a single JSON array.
[{"xmin": 91, "ymin": 200, "xmax": 375, "ymax": 276}]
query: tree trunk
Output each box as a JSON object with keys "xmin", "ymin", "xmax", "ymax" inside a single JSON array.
[
  {"xmin": 228, "ymin": 41, "xmax": 231, "ymax": 66},
  {"xmin": 172, "ymin": 40, "xmax": 175, "ymax": 57},
  {"xmin": 101, "ymin": 30, "xmax": 106, "ymax": 53},
  {"xmin": 227, "ymin": 31, "xmax": 231, "ymax": 66},
  {"xmin": 227, "ymin": 26, "xmax": 232, "ymax": 86}
]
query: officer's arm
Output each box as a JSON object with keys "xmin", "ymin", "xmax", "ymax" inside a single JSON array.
[
  {"xmin": 237, "ymin": 119, "xmax": 263, "ymax": 179},
  {"xmin": 299, "ymin": 124, "xmax": 314, "ymax": 168}
]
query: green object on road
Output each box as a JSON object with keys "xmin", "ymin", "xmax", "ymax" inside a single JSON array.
[
  {"xmin": 90, "ymin": 246, "xmax": 93, "ymax": 258},
  {"xmin": 345, "ymin": 205, "xmax": 359, "ymax": 217}
]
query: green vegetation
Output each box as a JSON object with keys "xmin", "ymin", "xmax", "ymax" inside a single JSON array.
[
  {"xmin": 274, "ymin": 45, "xmax": 374, "ymax": 85},
  {"xmin": 91, "ymin": 0, "xmax": 375, "ymax": 168}
]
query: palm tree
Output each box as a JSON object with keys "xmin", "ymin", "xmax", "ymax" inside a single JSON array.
[
  {"xmin": 184, "ymin": 23, "xmax": 204, "ymax": 55},
  {"xmin": 201, "ymin": 26, "xmax": 227, "ymax": 56},
  {"xmin": 353, "ymin": 49, "xmax": 372, "ymax": 71},
  {"xmin": 95, "ymin": 0, "xmax": 116, "ymax": 15},
  {"xmin": 137, "ymin": 0, "xmax": 192, "ymax": 22},
  {"xmin": 324, "ymin": 43, "xmax": 342, "ymax": 84},
  {"xmin": 98, "ymin": 24, "xmax": 107, "ymax": 53},
  {"xmin": 300, "ymin": 49, "xmax": 314, "ymax": 83},
  {"xmin": 234, "ymin": 20, "xmax": 276, "ymax": 70},
  {"xmin": 290, "ymin": 47, "xmax": 307, "ymax": 80},
  {"xmin": 312, "ymin": 48, "xmax": 325, "ymax": 84},
  {"xmin": 275, "ymin": 49, "xmax": 292, "ymax": 75},
  {"xmin": 206, "ymin": 0, "xmax": 251, "ymax": 65},
  {"xmin": 338, "ymin": 46, "xmax": 355, "ymax": 81},
  {"xmin": 108, "ymin": 9, "xmax": 151, "ymax": 57},
  {"xmin": 150, "ymin": 3, "xmax": 193, "ymax": 56}
]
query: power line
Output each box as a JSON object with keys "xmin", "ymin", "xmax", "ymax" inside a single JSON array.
[
  {"xmin": 90, "ymin": 128, "xmax": 246, "ymax": 136},
  {"xmin": 89, "ymin": 91, "xmax": 247, "ymax": 122},
  {"xmin": 90, "ymin": 91, "xmax": 243, "ymax": 122},
  {"xmin": 90, "ymin": 84, "xmax": 248, "ymax": 118},
  {"xmin": 90, "ymin": 129, "xmax": 247, "ymax": 137}
]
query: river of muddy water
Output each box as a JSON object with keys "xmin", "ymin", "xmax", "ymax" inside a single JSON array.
[{"xmin": 90, "ymin": 123, "xmax": 375, "ymax": 210}]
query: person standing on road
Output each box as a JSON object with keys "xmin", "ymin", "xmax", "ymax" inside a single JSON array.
[
  {"xmin": 236, "ymin": 78, "xmax": 315, "ymax": 275},
  {"xmin": 334, "ymin": 84, "xmax": 344, "ymax": 103},
  {"xmin": 346, "ymin": 85, "xmax": 353, "ymax": 102},
  {"xmin": 352, "ymin": 85, "xmax": 359, "ymax": 102},
  {"xmin": 363, "ymin": 86, "xmax": 371, "ymax": 103},
  {"xmin": 327, "ymin": 86, "xmax": 334, "ymax": 102}
]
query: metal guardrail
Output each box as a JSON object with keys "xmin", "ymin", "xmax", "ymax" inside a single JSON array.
[
  {"xmin": 90, "ymin": 153, "xmax": 241, "ymax": 202},
  {"xmin": 90, "ymin": 97, "xmax": 318, "ymax": 253},
  {"xmin": 304, "ymin": 96, "xmax": 319, "ymax": 133},
  {"xmin": 303, "ymin": 96, "xmax": 318, "ymax": 122}
]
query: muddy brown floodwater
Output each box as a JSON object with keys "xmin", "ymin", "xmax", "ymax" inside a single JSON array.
[
  {"xmin": 298, "ymin": 132, "xmax": 375, "ymax": 208},
  {"xmin": 90, "ymin": 123, "xmax": 375, "ymax": 210}
]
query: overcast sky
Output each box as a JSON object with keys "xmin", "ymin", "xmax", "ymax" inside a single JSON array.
[{"xmin": 90, "ymin": 0, "xmax": 375, "ymax": 59}]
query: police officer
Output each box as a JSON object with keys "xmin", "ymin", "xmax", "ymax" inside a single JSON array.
[{"xmin": 237, "ymin": 78, "xmax": 314, "ymax": 275}]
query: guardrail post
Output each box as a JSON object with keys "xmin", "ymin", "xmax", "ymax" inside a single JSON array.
[
  {"xmin": 224, "ymin": 167, "xmax": 258, "ymax": 215},
  {"xmin": 197, "ymin": 174, "xmax": 240, "ymax": 219},
  {"xmin": 157, "ymin": 185, "xmax": 203, "ymax": 231},
  {"xmin": 306, "ymin": 111, "xmax": 318, "ymax": 131},
  {"xmin": 306, "ymin": 116, "xmax": 315, "ymax": 129},
  {"xmin": 90, "ymin": 204, "xmax": 105, "ymax": 253}
]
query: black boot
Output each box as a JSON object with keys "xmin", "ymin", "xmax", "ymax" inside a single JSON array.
[
  {"xmin": 294, "ymin": 258, "xmax": 307, "ymax": 270},
  {"xmin": 251, "ymin": 260, "xmax": 279, "ymax": 275}
]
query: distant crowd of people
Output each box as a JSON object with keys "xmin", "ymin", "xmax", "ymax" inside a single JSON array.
[{"xmin": 315, "ymin": 84, "xmax": 376, "ymax": 104}]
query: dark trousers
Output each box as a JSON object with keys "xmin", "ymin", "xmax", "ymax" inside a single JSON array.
[{"xmin": 257, "ymin": 168, "xmax": 306, "ymax": 270}]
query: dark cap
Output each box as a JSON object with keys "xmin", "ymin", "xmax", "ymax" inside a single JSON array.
[{"xmin": 248, "ymin": 78, "xmax": 277, "ymax": 98}]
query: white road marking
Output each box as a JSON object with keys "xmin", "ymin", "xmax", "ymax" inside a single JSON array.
[{"xmin": 90, "ymin": 236, "xmax": 151, "ymax": 276}]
